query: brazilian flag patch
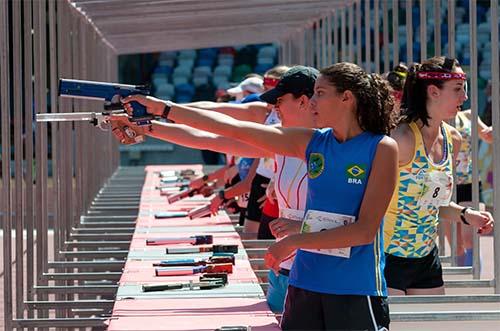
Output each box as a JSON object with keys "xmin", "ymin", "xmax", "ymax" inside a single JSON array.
[
  {"xmin": 346, "ymin": 164, "xmax": 367, "ymax": 179},
  {"xmin": 308, "ymin": 153, "xmax": 325, "ymax": 179}
]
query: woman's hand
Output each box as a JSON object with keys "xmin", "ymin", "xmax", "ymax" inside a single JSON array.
[
  {"xmin": 265, "ymin": 180, "xmax": 277, "ymax": 201},
  {"xmin": 269, "ymin": 218, "xmax": 302, "ymax": 238},
  {"xmin": 189, "ymin": 175, "xmax": 207, "ymax": 190},
  {"xmin": 464, "ymin": 209, "xmax": 494, "ymax": 235},
  {"xmin": 480, "ymin": 126, "xmax": 493, "ymax": 144},
  {"xmin": 224, "ymin": 165, "xmax": 239, "ymax": 185},
  {"xmin": 109, "ymin": 114, "xmax": 146, "ymax": 144},
  {"xmin": 257, "ymin": 182, "xmax": 277, "ymax": 209},
  {"xmin": 264, "ymin": 236, "xmax": 297, "ymax": 273},
  {"xmin": 209, "ymin": 194, "xmax": 225, "ymax": 215},
  {"xmin": 121, "ymin": 95, "xmax": 168, "ymax": 117},
  {"xmin": 199, "ymin": 185, "xmax": 214, "ymax": 197}
]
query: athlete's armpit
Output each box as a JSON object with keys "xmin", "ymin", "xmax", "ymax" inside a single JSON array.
[{"xmin": 356, "ymin": 136, "xmax": 399, "ymax": 243}]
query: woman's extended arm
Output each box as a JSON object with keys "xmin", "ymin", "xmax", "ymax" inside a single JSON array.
[
  {"xmin": 110, "ymin": 115, "xmax": 273, "ymax": 158},
  {"xmin": 438, "ymin": 125, "xmax": 493, "ymax": 233},
  {"xmin": 223, "ymin": 159, "xmax": 259, "ymax": 199},
  {"xmin": 121, "ymin": 95, "xmax": 314, "ymax": 160},
  {"xmin": 185, "ymin": 101, "xmax": 270, "ymax": 123},
  {"xmin": 463, "ymin": 109, "xmax": 493, "ymax": 143}
]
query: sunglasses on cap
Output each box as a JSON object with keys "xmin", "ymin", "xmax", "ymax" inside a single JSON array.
[{"xmin": 263, "ymin": 77, "xmax": 279, "ymax": 88}]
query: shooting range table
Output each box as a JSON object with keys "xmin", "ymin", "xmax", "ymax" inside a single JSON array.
[{"xmin": 107, "ymin": 165, "xmax": 280, "ymax": 331}]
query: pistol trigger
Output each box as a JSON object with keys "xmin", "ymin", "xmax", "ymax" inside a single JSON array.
[{"xmin": 97, "ymin": 120, "xmax": 110, "ymax": 131}]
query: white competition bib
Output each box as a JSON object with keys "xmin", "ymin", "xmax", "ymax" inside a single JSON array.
[
  {"xmin": 236, "ymin": 192, "xmax": 249, "ymax": 208},
  {"xmin": 278, "ymin": 208, "xmax": 305, "ymax": 270},
  {"xmin": 300, "ymin": 209, "xmax": 355, "ymax": 258},
  {"xmin": 417, "ymin": 170, "xmax": 453, "ymax": 208},
  {"xmin": 280, "ymin": 208, "xmax": 305, "ymax": 221}
]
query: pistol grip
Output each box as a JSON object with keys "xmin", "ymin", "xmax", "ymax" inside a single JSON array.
[{"xmin": 129, "ymin": 101, "xmax": 154, "ymax": 125}]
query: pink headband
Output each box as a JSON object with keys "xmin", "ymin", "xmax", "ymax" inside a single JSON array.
[{"xmin": 417, "ymin": 72, "xmax": 467, "ymax": 80}]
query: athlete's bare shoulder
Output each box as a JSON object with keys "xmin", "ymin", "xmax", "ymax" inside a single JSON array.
[{"xmin": 391, "ymin": 123, "xmax": 415, "ymax": 165}]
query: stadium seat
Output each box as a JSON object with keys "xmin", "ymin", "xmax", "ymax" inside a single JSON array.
[
  {"xmin": 219, "ymin": 46, "xmax": 236, "ymax": 55},
  {"xmin": 178, "ymin": 58, "xmax": 195, "ymax": 69},
  {"xmin": 257, "ymin": 56, "xmax": 274, "ymax": 66},
  {"xmin": 193, "ymin": 75, "xmax": 209, "ymax": 87},
  {"xmin": 173, "ymin": 66, "xmax": 192, "ymax": 78},
  {"xmin": 175, "ymin": 94, "xmax": 193, "ymax": 103},
  {"xmin": 172, "ymin": 76, "xmax": 189, "ymax": 86},
  {"xmin": 158, "ymin": 59, "xmax": 175, "ymax": 67},
  {"xmin": 175, "ymin": 82, "xmax": 195, "ymax": 94},
  {"xmin": 197, "ymin": 57, "xmax": 215, "ymax": 67},
  {"xmin": 154, "ymin": 65, "xmax": 173, "ymax": 75},
  {"xmin": 193, "ymin": 66, "xmax": 212, "ymax": 77},
  {"xmin": 159, "ymin": 51, "xmax": 177, "ymax": 61},
  {"xmin": 258, "ymin": 45, "xmax": 277, "ymax": 59},
  {"xmin": 178, "ymin": 49, "xmax": 197, "ymax": 60},
  {"xmin": 152, "ymin": 76, "xmax": 168, "ymax": 88},
  {"xmin": 213, "ymin": 65, "xmax": 232, "ymax": 77},
  {"xmin": 194, "ymin": 84, "xmax": 216, "ymax": 101},
  {"xmin": 232, "ymin": 64, "xmax": 252, "ymax": 82},
  {"xmin": 156, "ymin": 83, "xmax": 175, "ymax": 97},
  {"xmin": 254, "ymin": 63, "xmax": 273, "ymax": 74},
  {"xmin": 212, "ymin": 75, "xmax": 229, "ymax": 87},
  {"xmin": 218, "ymin": 57, "xmax": 234, "ymax": 67}
]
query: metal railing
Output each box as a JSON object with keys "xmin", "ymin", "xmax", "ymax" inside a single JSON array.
[{"xmin": 1, "ymin": 0, "xmax": 119, "ymax": 329}]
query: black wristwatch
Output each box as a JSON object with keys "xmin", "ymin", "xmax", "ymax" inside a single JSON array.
[
  {"xmin": 161, "ymin": 101, "xmax": 173, "ymax": 121},
  {"xmin": 460, "ymin": 207, "xmax": 471, "ymax": 225},
  {"xmin": 218, "ymin": 190, "xmax": 228, "ymax": 203}
]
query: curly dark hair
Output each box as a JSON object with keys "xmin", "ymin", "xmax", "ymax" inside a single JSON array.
[
  {"xmin": 320, "ymin": 62, "xmax": 397, "ymax": 135},
  {"xmin": 385, "ymin": 63, "xmax": 408, "ymax": 92},
  {"xmin": 400, "ymin": 56, "xmax": 461, "ymax": 126}
]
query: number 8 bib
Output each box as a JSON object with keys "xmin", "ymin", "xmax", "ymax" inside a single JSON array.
[{"xmin": 418, "ymin": 170, "xmax": 453, "ymax": 208}]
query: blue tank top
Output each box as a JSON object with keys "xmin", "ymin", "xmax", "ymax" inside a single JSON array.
[
  {"xmin": 288, "ymin": 128, "xmax": 387, "ymax": 297},
  {"xmin": 238, "ymin": 157, "xmax": 253, "ymax": 180},
  {"xmin": 235, "ymin": 96, "xmax": 260, "ymax": 179}
]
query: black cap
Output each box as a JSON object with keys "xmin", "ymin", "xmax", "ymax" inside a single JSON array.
[{"xmin": 260, "ymin": 66, "xmax": 319, "ymax": 105}]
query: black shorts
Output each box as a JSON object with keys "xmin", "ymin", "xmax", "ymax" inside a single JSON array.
[
  {"xmin": 384, "ymin": 246, "xmax": 443, "ymax": 292},
  {"xmin": 281, "ymin": 285, "xmax": 390, "ymax": 331},
  {"xmin": 245, "ymin": 173, "xmax": 270, "ymax": 223},
  {"xmin": 456, "ymin": 182, "xmax": 482, "ymax": 203},
  {"xmin": 238, "ymin": 208, "xmax": 246, "ymax": 226},
  {"xmin": 227, "ymin": 173, "xmax": 241, "ymax": 187},
  {"xmin": 257, "ymin": 212, "xmax": 276, "ymax": 240}
]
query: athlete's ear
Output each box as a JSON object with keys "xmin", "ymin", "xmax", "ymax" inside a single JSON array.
[
  {"xmin": 427, "ymin": 84, "xmax": 441, "ymax": 98},
  {"xmin": 299, "ymin": 95, "xmax": 308, "ymax": 106},
  {"xmin": 302, "ymin": 95, "xmax": 312, "ymax": 108},
  {"xmin": 342, "ymin": 90, "xmax": 354, "ymax": 102}
]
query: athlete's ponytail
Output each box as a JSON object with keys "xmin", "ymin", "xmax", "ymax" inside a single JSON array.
[{"xmin": 385, "ymin": 63, "xmax": 408, "ymax": 93}]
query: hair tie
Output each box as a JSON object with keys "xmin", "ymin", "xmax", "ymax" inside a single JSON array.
[
  {"xmin": 443, "ymin": 57, "xmax": 456, "ymax": 71},
  {"xmin": 395, "ymin": 71, "xmax": 407, "ymax": 79}
]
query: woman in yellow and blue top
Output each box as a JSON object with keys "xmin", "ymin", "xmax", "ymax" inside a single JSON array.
[
  {"xmin": 122, "ymin": 62, "xmax": 399, "ymax": 330},
  {"xmin": 384, "ymin": 56, "xmax": 495, "ymax": 296}
]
